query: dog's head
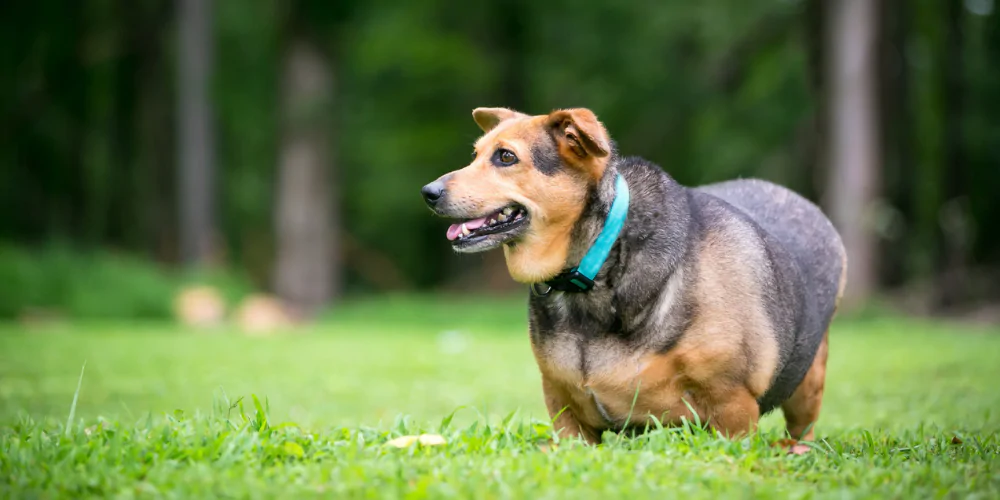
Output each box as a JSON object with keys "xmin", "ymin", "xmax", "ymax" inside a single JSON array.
[{"xmin": 421, "ymin": 107, "xmax": 612, "ymax": 283}]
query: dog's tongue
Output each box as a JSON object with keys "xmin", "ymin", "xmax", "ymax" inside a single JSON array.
[{"xmin": 446, "ymin": 216, "xmax": 489, "ymax": 241}]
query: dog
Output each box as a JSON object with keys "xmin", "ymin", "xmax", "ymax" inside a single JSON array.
[{"xmin": 421, "ymin": 107, "xmax": 846, "ymax": 445}]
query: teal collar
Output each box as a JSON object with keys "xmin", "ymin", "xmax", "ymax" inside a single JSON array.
[{"xmin": 533, "ymin": 173, "xmax": 630, "ymax": 295}]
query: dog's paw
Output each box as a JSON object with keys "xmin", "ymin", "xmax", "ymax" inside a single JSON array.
[{"xmin": 772, "ymin": 438, "xmax": 811, "ymax": 455}]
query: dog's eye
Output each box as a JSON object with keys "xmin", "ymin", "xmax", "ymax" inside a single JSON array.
[{"xmin": 493, "ymin": 148, "xmax": 519, "ymax": 167}]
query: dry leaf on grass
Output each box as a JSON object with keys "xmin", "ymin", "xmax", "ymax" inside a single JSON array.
[
  {"xmin": 386, "ymin": 435, "xmax": 418, "ymax": 448},
  {"xmin": 386, "ymin": 434, "xmax": 447, "ymax": 448},
  {"xmin": 417, "ymin": 434, "xmax": 447, "ymax": 446}
]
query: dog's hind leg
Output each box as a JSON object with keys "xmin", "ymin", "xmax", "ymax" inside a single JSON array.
[
  {"xmin": 780, "ymin": 330, "xmax": 829, "ymax": 441},
  {"xmin": 703, "ymin": 387, "xmax": 761, "ymax": 438}
]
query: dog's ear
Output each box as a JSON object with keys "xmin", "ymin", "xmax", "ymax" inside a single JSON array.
[
  {"xmin": 547, "ymin": 108, "xmax": 611, "ymax": 159},
  {"xmin": 547, "ymin": 109, "xmax": 611, "ymax": 180},
  {"xmin": 472, "ymin": 107, "xmax": 525, "ymax": 132}
]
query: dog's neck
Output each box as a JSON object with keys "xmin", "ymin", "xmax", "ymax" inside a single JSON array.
[
  {"xmin": 542, "ymin": 156, "xmax": 694, "ymax": 330},
  {"xmin": 570, "ymin": 157, "xmax": 691, "ymax": 278},
  {"xmin": 564, "ymin": 165, "xmax": 622, "ymax": 268}
]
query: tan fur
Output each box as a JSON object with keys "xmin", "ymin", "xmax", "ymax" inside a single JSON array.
[
  {"xmin": 443, "ymin": 111, "xmax": 612, "ymax": 282},
  {"xmin": 781, "ymin": 331, "xmax": 829, "ymax": 441},
  {"xmin": 536, "ymin": 348, "xmax": 761, "ymax": 441},
  {"xmin": 540, "ymin": 375, "xmax": 600, "ymax": 443},
  {"xmin": 546, "ymin": 109, "xmax": 611, "ymax": 181},
  {"xmin": 472, "ymin": 107, "xmax": 527, "ymax": 132},
  {"xmin": 531, "ymin": 225, "xmax": 780, "ymax": 440},
  {"xmin": 689, "ymin": 224, "xmax": 779, "ymax": 399}
]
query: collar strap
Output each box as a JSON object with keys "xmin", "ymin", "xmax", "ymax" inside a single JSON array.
[{"xmin": 539, "ymin": 173, "xmax": 630, "ymax": 294}]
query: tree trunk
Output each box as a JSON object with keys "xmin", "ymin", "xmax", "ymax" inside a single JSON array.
[
  {"xmin": 177, "ymin": 0, "xmax": 216, "ymax": 265},
  {"xmin": 933, "ymin": 0, "xmax": 968, "ymax": 310},
  {"xmin": 876, "ymin": 0, "xmax": 912, "ymax": 288},
  {"xmin": 137, "ymin": 1, "xmax": 175, "ymax": 262},
  {"xmin": 273, "ymin": 37, "xmax": 338, "ymax": 317},
  {"xmin": 824, "ymin": 0, "xmax": 882, "ymax": 308},
  {"xmin": 804, "ymin": 0, "xmax": 826, "ymax": 202}
]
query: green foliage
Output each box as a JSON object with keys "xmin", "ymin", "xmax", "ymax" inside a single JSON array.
[
  {"xmin": 0, "ymin": 0, "xmax": 824, "ymax": 292},
  {"xmin": 1, "ymin": 305, "xmax": 999, "ymax": 497},
  {"xmin": 3, "ymin": 0, "xmax": 1000, "ymax": 295},
  {"xmin": 0, "ymin": 244, "xmax": 254, "ymax": 319},
  {"xmin": 337, "ymin": 0, "xmax": 816, "ymax": 288}
]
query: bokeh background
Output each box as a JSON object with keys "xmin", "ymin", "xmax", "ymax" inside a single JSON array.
[
  {"xmin": 3, "ymin": 4, "xmax": 1000, "ymax": 496},
  {"xmin": 2, "ymin": 0, "xmax": 999, "ymax": 323}
]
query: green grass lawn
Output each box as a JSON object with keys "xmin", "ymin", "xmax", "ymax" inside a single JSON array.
[{"xmin": 2, "ymin": 295, "xmax": 999, "ymax": 498}]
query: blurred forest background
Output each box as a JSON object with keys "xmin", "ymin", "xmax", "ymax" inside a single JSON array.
[{"xmin": 1, "ymin": 0, "xmax": 998, "ymax": 322}]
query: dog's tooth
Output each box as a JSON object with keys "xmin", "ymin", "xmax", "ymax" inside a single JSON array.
[
  {"xmin": 462, "ymin": 223, "xmax": 470, "ymax": 236},
  {"xmin": 489, "ymin": 218, "xmax": 496, "ymax": 226},
  {"xmin": 503, "ymin": 207, "xmax": 513, "ymax": 216},
  {"xmin": 498, "ymin": 213, "xmax": 508, "ymax": 222}
]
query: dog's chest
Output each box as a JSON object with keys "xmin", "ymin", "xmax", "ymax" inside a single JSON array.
[
  {"xmin": 529, "ymin": 292, "xmax": 694, "ymax": 428},
  {"xmin": 534, "ymin": 328, "xmax": 685, "ymax": 429},
  {"xmin": 530, "ymin": 305, "xmax": 651, "ymax": 422},
  {"xmin": 528, "ymin": 290, "xmax": 677, "ymax": 383},
  {"xmin": 533, "ymin": 330, "xmax": 631, "ymax": 383}
]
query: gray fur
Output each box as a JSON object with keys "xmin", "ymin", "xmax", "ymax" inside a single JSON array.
[
  {"xmin": 696, "ymin": 179, "xmax": 843, "ymax": 411},
  {"xmin": 529, "ymin": 155, "xmax": 845, "ymax": 421}
]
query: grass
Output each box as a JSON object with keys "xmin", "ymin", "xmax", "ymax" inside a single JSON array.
[{"xmin": 1, "ymin": 294, "xmax": 999, "ymax": 498}]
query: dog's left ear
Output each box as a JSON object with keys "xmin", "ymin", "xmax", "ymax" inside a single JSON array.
[
  {"xmin": 547, "ymin": 108, "xmax": 611, "ymax": 180},
  {"xmin": 472, "ymin": 107, "xmax": 526, "ymax": 132}
]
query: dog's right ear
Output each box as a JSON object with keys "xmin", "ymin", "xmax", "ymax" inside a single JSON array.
[{"xmin": 472, "ymin": 107, "xmax": 525, "ymax": 133}]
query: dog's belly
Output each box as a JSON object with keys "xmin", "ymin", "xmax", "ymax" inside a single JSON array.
[{"xmin": 534, "ymin": 333, "xmax": 699, "ymax": 430}]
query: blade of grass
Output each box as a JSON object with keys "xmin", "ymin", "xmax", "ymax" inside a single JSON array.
[
  {"xmin": 65, "ymin": 361, "xmax": 87, "ymax": 437},
  {"xmin": 624, "ymin": 380, "xmax": 643, "ymax": 428},
  {"xmin": 681, "ymin": 397, "xmax": 702, "ymax": 429}
]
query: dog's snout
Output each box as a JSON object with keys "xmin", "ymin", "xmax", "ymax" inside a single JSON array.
[{"xmin": 421, "ymin": 180, "xmax": 446, "ymax": 207}]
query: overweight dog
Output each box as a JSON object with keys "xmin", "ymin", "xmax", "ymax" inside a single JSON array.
[{"xmin": 421, "ymin": 107, "xmax": 846, "ymax": 445}]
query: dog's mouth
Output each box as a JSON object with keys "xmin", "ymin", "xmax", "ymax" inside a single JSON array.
[{"xmin": 446, "ymin": 204, "xmax": 530, "ymax": 252}]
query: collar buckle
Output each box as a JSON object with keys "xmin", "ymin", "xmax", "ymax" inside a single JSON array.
[{"xmin": 544, "ymin": 268, "xmax": 595, "ymax": 293}]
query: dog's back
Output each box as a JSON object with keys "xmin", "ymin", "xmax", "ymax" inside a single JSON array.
[{"xmin": 694, "ymin": 178, "xmax": 846, "ymax": 412}]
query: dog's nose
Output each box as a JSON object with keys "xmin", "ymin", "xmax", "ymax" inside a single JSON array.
[{"xmin": 421, "ymin": 180, "xmax": 446, "ymax": 207}]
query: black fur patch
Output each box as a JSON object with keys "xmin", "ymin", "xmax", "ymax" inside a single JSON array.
[
  {"xmin": 530, "ymin": 134, "xmax": 562, "ymax": 176},
  {"xmin": 529, "ymin": 296, "xmax": 559, "ymax": 342},
  {"xmin": 608, "ymin": 308, "xmax": 624, "ymax": 336}
]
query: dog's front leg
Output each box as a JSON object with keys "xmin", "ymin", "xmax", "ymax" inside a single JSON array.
[{"xmin": 541, "ymin": 375, "xmax": 600, "ymax": 444}]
